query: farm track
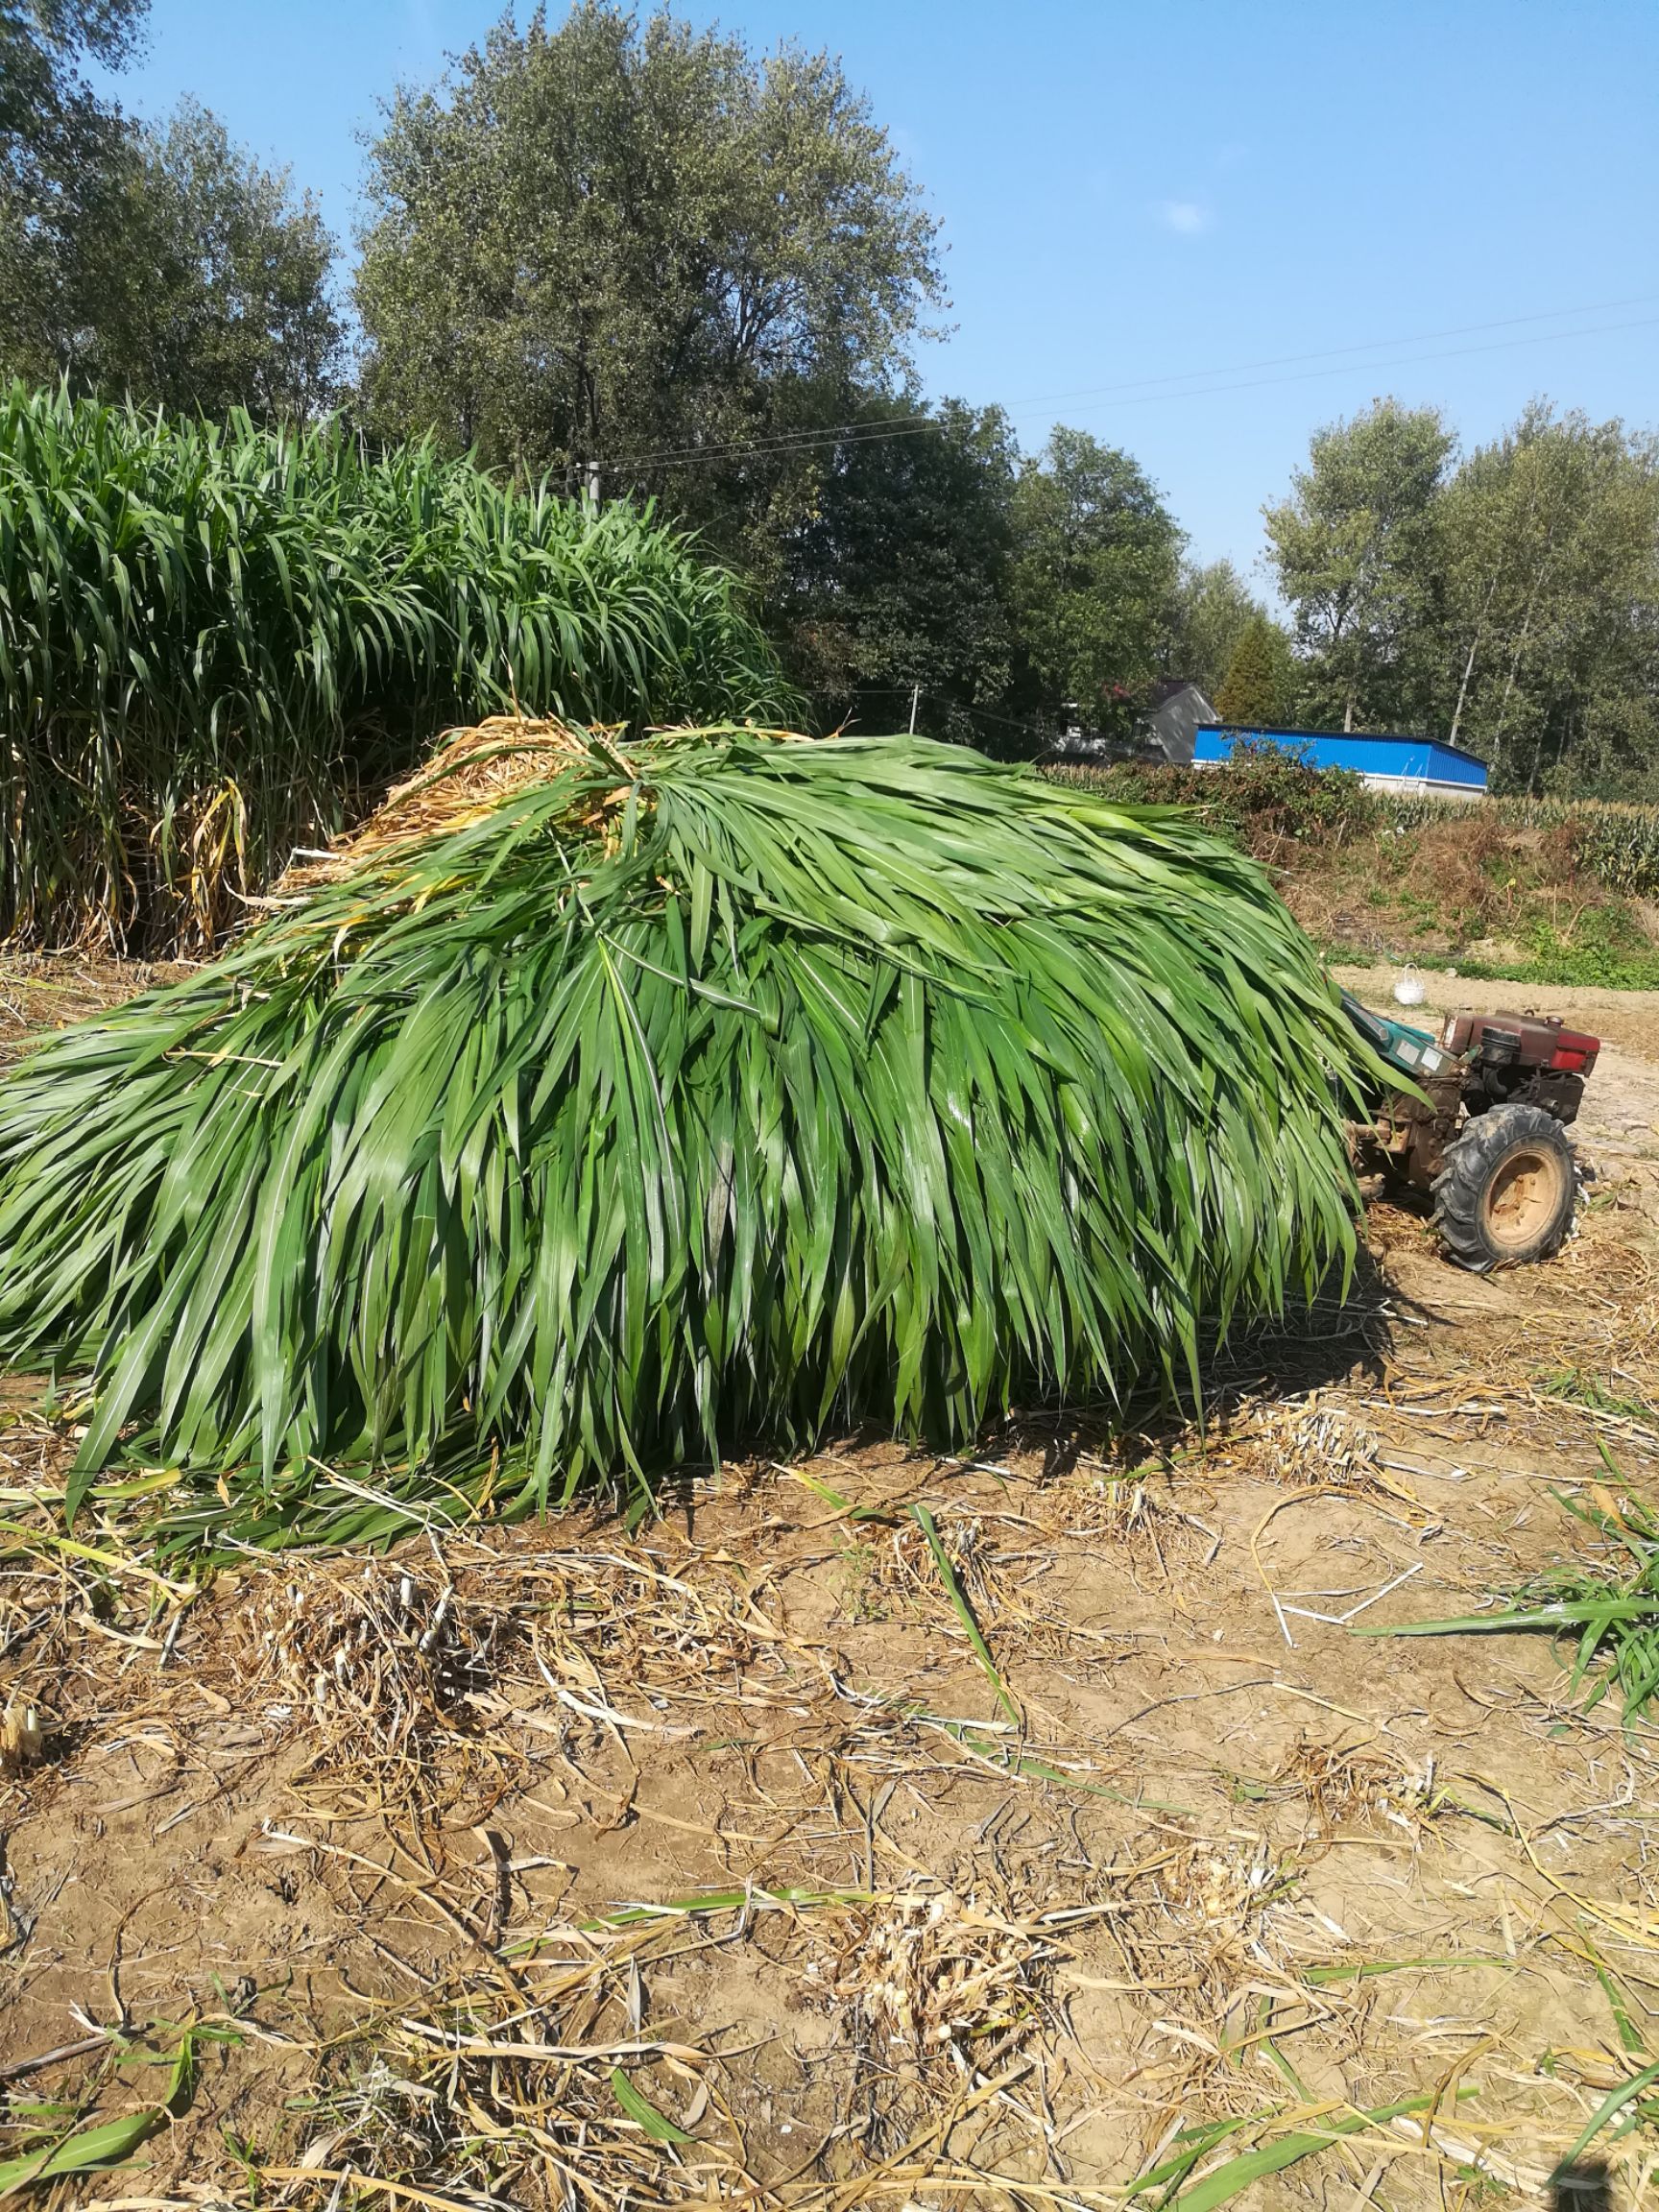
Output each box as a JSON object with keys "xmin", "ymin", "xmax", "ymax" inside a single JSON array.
[{"xmin": 1, "ymin": 956, "xmax": 1658, "ymax": 2207}]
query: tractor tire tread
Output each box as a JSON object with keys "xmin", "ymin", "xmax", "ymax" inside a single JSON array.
[{"xmin": 1431, "ymin": 1102, "xmax": 1577, "ymax": 1273}]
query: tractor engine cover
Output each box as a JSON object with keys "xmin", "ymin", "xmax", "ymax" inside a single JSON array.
[
  {"xmin": 1439, "ymin": 1009, "xmax": 1600, "ymax": 1074},
  {"xmin": 1440, "ymin": 1009, "xmax": 1600, "ymax": 1127}
]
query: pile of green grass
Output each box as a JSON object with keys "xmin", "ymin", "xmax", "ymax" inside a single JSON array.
[
  {"xmin": 0, "ymin": 726, "xmax": 1376, "ymax": 1555},
  {"xmin": 0, "ymin": 383, "xmax": 789, "ymax": 951}
]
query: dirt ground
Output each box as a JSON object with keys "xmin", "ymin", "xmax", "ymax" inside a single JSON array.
[{"xmin": 2, "ymin": 957, "xmax": 1659, "ymax": 2208}]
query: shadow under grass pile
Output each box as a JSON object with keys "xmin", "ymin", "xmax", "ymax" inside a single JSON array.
[{"xmin": 0, "ymin": 724, "xmax": 1377, "ymax": 1553}]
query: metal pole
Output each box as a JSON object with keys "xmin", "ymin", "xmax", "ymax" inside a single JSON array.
[{"xmin": 908, "ymin": 685, "xmax": 920, "ymax": 734}]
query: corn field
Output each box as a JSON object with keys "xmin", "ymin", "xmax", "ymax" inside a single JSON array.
[
  {"xmin": 1505, "ymin": 798, "xmax": 1659, "ymax": 899},
  {"xmin": 0, "ymin": 384, "xmax": 790, "ymax": 951}
]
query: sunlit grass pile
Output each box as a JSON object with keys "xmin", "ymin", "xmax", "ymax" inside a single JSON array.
[
  {"xmin": 0, "ymin": 382, "xmax": 787, "ymax": 952},
  {"xmin": 0, "ymin": 723, "xmax": 1375, "ymax": 1555}
]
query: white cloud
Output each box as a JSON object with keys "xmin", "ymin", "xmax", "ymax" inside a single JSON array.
[{"xmin": 1157, "ymin": 200, "xmax": 1213, "ymax": 237}]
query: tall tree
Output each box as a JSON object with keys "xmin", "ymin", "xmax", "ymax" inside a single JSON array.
[
  {"xmin": 1164, "ymin": 556, "xmax": 1266, "ymax": 701},
  {"xmin": 0, "ymin": 0, "xmax": 148, "ymax": 366},
  {"xmin": 1436, "ymin": 404, "xmax": 1659, "ymax": 792},
  {"xmin": 1, "ymin": 0, "xmax": 342, "ymax": 420},
  {"xmin": 41, "ymin": 100, "xmax": 345, "ymax": 416},
  {"xmin": 356, "ymin": 2, "xmax": 944, "ymax": 579},
  {"xmin": 1263, "ymin": 397, "xmax": 1453, "ymax": 733},
  {"xmin": 0, "ymin": 2, "xmax": 146, "ymax": 169},
  {"xmin": 1214, "ymin": 612, "xmax": 1296, "ymax": 729},
  {"xmin": 1008, "ymin": 426, "xmax": 1183, "ymax": 738},
  {"xmin": 782, "ymin": 397, "xmax": 1026, "ymax": 748}
]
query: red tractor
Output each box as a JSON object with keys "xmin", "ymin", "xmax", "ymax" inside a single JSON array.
[{"xmin": 1342, "ymin": 994, "xmax": 1601, "ymax": 1270}]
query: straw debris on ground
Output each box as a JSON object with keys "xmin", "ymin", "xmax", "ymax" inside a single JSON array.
[{"xmin": 1, "ymin": 965, "xmax": 1659, "ymax": 2206}]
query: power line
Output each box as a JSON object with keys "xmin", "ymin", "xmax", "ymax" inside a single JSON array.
[
  {"xmin": 853, "ymin": 688, "xmax": 1050, "ymax": 749},
  {"xmin": 1070, "ymin": 312, "xmax": 1659, "ymax": 412},
  {"xmin": 951, "ymin": 697, "xmax": 1050, "ymax": 741},
  {"xmin": 608, "ymin": 291, "xmax": 1659, "ymax": 469},
  {"xmin": 602, "ymin": 311, "xmax": 1659, "ymax": 474},
  {"xmin": 945, "ymin": 291, "xmax": 1659, "ymax": 416},
  {"xmin": 594, "ymin": 301, "xmax": 1659, "ymax": 477}
]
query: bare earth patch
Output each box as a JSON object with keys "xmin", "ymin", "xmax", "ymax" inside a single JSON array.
[{"xmin": 2, "ymin": 955, "xmax": 1659, "ymax": 2206}]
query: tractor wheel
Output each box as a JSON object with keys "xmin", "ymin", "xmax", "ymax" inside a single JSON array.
[{"xmin": 1431, "ymin": 1103, "xmax": 1578, "ymax": 1272}]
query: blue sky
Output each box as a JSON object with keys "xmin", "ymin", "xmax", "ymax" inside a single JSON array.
[{"xmin": 98, "ymin": 0, "xmax": 1659, "ymax": 583}]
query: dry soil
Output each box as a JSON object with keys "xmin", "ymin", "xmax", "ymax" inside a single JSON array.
[{"xmin": 0, "ymin": 959, "xmax": 1657, "ymax": 2209}]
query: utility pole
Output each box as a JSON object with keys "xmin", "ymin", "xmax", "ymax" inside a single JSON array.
[
  {"xmin": 908, "ymin": 685, "xmax": 920, "ymax": 734},
  {"xmin": 582, "ymin": 459, "xmax": 602, "ymax": 510}
]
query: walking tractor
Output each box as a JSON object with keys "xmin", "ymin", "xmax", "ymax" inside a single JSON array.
[{"xmin": 1342, "ymin": 993, "xmax": 1601, "ymax": 1271}]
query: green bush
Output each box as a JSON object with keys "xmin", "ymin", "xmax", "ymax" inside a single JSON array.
[
  {"xmin": 1049, "ymin": 741, "xmax": 1374, "ymax": 849},
  {"xmin": 1051, "ymin": 756, "xmax": 1659, "ymax": 907},
  {"xmin": 0, "ymin": 383, "xmax": 791, "ymax": 951},
  {"xmin": 1514, "ymin": 907, "xmax": 1659, "ymax": 991}
]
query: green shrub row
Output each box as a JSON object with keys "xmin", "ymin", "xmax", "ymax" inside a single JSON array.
[
  {"xmin": 1050, "ymin": 752, "xmax": 1659, "ymax": 901},
  {"xmin": 0, "ymin": 383, "xmax": 791, "ymax": 950}
]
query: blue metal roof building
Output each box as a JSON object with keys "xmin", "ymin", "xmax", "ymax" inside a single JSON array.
[{"xmin": 1192, "ymin": 725, "xmax": 1487, "ymax": 798}]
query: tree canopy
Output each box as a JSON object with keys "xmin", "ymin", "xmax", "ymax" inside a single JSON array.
[
  {"xmin": 1434, "ymin": 405, "xmax": 1659, "ymax": 791},
  {"xmin": 1165, "ymin": 557, "xmax": 1269, "ymax": 703},
  {"xmin": 1214, "ymin": 612, "xmax": 1295, "ymax": 729},
  {"xmin": 781, "ymin": 398, "xmax": 1025, "ymax": 749},
  {"xmin": 1264, "ymin": 394, "xmax": 1659, "ymax": 789},
  {"xmin": 356, "ymin": 1, "xmax": 944, "ymax": 577},
  {"xmin": 0, "ymin": 0, "xmax": 146, "ymax": 161},
  {"xmin": 1009, "ymin": 428, "xmax": 1184, "ymax": 739},
  {"xmin": 0, "ymin": 0, "xmax": 146, "ymax": 368},
  {"xmin": 1263, "ymin": 397, "xmax": 1454, "ymax": 733},
  {"xmin": 1, "ymin": 2, "xmax": 345, "ymax": 417},
  {"xmin": 55, "ymin": 102, "xmax": 343, "ymax": 416}
]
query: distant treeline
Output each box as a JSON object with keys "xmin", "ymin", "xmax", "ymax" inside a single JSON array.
[{"xmin": 4, "ymin": 2, "xmax": 1656, "ymax": 792}]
